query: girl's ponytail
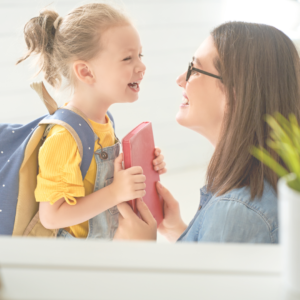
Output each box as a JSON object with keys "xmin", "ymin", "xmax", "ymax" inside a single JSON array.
[{"xmin": 17, "ymin": 9, "xmax": 62, "ymax": 87}]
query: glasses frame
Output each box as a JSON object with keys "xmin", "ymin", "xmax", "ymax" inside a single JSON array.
[{"xmin": 186, "ymin": 62, "xmax": 222, "ymax": 81}]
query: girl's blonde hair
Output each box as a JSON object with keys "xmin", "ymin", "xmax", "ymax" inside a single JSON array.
[{"xmin": 17, "ymin": 3, "xmax": 131, "ymax": 89}]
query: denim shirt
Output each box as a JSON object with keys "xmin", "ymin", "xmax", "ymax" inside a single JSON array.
[{"xmin": 177, "ymin": 179, "xmax": 278, "ymax": 243}]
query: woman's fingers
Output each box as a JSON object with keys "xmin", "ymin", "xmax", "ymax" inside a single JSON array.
[
  {"xmin": 117, "ymin": 202, "xmax": 136, "ymax": 219},
  {"xmin": 156, "ymin": 181, "xmax": 174, "ymax": 203},
  {"xmin": 136, "ymin": 198, "xmax": 156, "ymax": 226}
]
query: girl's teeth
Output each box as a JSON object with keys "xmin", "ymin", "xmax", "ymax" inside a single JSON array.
[{"xmin": 129, "ymin": 83, "xmax": 138, "ymax": 89}]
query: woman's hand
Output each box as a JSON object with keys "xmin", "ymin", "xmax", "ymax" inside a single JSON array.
[
  {"xmin": 153, "ymin": 148, "xmax": 167, "ymax": 175},
  {"xmin": 156, "ymin": 181, "xmax": 187, "ymax": 242},
  {"xmin": 114, "ymin": 198, "xmax": 157, "ymax": 241}
]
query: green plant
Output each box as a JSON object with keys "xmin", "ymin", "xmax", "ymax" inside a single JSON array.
[{"xmin": 250, "ymin": 112, "xmax": 300, "ymax": 192}]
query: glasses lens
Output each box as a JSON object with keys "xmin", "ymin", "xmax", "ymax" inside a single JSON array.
[{"xmin": 186, "ymin": 63, "xmax": 191, "ymax": 81}]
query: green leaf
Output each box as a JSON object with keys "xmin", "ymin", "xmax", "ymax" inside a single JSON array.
[{"xmin": 250, "ymin": 146, "xmax": 289, "ymax": 177}]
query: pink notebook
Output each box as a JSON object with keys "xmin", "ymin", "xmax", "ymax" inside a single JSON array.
[{"xmin": 122, "ymin": 122, "xmax": 164, "ymax": 226}]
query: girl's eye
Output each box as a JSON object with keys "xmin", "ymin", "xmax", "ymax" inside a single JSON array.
[{"xmin": 123, "ymin": 54, "xmax": 143, "ymax": 61}]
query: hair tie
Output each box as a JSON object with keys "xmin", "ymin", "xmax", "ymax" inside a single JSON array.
[{"xmin": 53, "ymin": 16, "xmax": 62, "ymax": 30}]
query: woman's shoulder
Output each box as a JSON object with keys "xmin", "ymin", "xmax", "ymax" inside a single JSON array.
[
  {"xmin": 213, "ymin": 180, "xmax": 278, "ymax": 220},
  {"xmin": 206, "ymin": 180, "xmax": 278, "ymax": 237},
  {"xmin": 178, "ymin": 181, "xmax": 278, "ymax": 243}
]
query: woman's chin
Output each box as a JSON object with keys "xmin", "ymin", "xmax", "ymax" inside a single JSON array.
[{"xmin": 176, "ymin": 108, "xmax": 190, "ymax": 127}]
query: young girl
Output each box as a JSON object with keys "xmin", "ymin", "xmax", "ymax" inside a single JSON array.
[{"xmin": 17, "ymin": 3, "xmax": 166, "ymax": 239}]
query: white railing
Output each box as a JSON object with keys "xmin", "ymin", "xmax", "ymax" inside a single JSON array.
[{"xmin": 0, "ymin": 237, "xmax": 281, "ymax": 300}]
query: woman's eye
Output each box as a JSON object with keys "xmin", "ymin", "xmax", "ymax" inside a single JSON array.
[
  {"xmin": 123, "ymin": 57, "xmax": 131, "ymax": 61},
  {"xmin": 139, "ymin": 54, "xmax": 144, "ymax": 58}
]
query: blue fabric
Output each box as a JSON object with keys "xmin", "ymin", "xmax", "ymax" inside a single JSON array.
[
  {"xmin": 0, "ymin": 109, "xmax": 115, "ymax": 235},
  {"xmin": 177, "ymin": 179, "xmax": 278, "ymax": 244},
  {"xmin": 0, "ymin": 117, "xmax": 46, "ymax": 235}
]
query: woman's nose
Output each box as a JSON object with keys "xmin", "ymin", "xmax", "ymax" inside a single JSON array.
[{"xmin": 176, "ymin": 71, "xmax": 187, "ymax": 88}]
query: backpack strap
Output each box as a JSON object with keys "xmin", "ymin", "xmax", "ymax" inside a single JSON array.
[
  {"xmin": 30, "ymin": 82, "xmax": 58, "ymax": 115},
  {"xmin": 39, "ymin": 108, "xmax": 95, "ymax": 180}
]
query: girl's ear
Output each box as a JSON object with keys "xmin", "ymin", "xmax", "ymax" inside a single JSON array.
[{"xmin": 73, "ymin": 60, "xmax": 95, "ymax": 85}]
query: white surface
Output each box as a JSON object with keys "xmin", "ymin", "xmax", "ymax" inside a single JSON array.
[
  {"xmin": 279, "ymin": 176, "xmax": 300, "ymax": 296},
  {"xmin": 0, "ymin": 237, "xmax": 281, "ymax": 300}
]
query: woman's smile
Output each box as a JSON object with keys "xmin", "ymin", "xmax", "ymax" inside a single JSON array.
[{"xmin": 181, "ymin": 91, "xmax": 190, "ymax": 107}]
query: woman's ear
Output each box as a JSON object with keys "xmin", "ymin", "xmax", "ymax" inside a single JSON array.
[{"xmin": 73, "ymin": 60, "xmax": 95, "ymax": 85}]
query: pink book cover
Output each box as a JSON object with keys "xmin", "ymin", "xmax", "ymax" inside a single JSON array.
[{"xmin": 122, "ymin": 122, "xmax": 164, "ymax": 226}]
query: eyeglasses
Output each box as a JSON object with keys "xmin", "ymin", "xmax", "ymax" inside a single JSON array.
[{"xmin": 186, "ymin": 62, "xmax": 222, "ymax": 81}]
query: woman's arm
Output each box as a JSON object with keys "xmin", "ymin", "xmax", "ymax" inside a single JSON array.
[
  {"xmin": 39, "ymin": 154, "xmax": 146, "ymax": 229},
  {"xmin": 156, "ymin": 182, "xmax": 187, "ymax": 242}
]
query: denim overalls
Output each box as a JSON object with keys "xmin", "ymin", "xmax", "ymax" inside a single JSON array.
[{"xmin": 57, "ymin": 134, "xmax": 120, "ymax": 240}]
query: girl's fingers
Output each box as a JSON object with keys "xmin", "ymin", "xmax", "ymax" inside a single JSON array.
[
  {"xmin": 135, "ymin": 190, "xmax": 146, "ymax": 198},
  {"xmin": 153, "ymin": 154, "xmax": 164, "ymax": 166},
  {"xmin": 133, "ymin": 174, "xmax": 146, "ymax": 183},
  {"xmin": 154, "ymin": 148, "xmax": 161, "ymax": 156},
  {"xmin": 158, "ymin": 168, "xmax": 167, "ymax": 175},
  {"xmin": 154, "ymin": 161, "xmax": 166, "ymax": 171},
  {"xmin": 128, "ymin": 166, "xmax": 143, "ymax": 175},
  {"xmin": 135, "ymin": 183, "xmax": 146, "ymax": 190}
]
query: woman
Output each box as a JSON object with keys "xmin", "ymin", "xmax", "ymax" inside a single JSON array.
[{"xmin": 114, "ymin": 21, "xmax": 300, "ymax": 243}]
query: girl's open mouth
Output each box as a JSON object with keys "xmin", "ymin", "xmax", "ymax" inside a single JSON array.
[{"xmin": 128, "ymin": 81, "xmax": 140, "ymax": 92}]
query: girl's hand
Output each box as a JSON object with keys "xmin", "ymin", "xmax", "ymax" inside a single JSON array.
[
  {"xmin": 153, "ymin": 148, "xmax": 167, "ymax": 175},
  {"xmin": 109, "ymin": 153, "xmax": 146, "ymax": 204},
  {"xmin": 156, "ymin": 181, "xmax": 187, "ymax": 242},
  {"xmin": 114, "ymin": 198, "xmax": 157, "ymax": 240}
]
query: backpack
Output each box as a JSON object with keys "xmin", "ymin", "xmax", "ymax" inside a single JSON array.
[{"xmin": 0, "ymin": 82, "xmax": 115, "ymax": 237}]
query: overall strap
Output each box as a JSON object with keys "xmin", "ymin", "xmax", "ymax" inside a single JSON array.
[{"xmin": 107, "ymin": 110, "xmax": 115, "ymax": 131}]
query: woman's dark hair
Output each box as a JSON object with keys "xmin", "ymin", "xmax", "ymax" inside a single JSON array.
[{"xmin": 207, "ymin": 21, "xmax": 300, "ymax": 198}]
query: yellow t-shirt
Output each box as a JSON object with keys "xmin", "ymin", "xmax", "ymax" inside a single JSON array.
[{"xmin": 35, "ymin": 114, "xmax": 115, "ymax": 238}]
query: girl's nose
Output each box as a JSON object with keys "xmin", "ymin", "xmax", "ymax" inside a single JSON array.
[
  {"xmin": 137, "ymin": 60, "xmax": 146, "ymax": 74},
  {"xmin": 176, "ymin": 71, "xmax": 187, "ymax": 88}
]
